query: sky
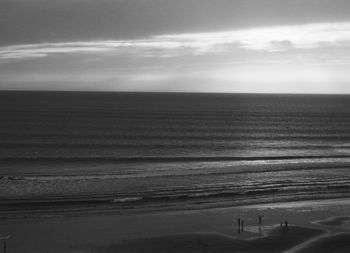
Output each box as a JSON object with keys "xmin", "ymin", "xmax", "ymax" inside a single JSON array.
[{"xmin": 1, "ymin": 0, "xmax": 350, "ymax": 93}]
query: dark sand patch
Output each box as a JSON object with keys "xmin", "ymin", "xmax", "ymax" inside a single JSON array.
[
  {"xmin": 97, "ymin": 226, "xmax": 322, "ymax": 253},
  {"xmin": 297, "ymin": 233, "xmax": 350, "ymax": 253}
]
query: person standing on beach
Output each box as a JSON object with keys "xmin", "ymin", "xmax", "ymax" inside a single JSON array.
[
  {"xmin": 258, "ymin": 215, "xmax": 263, "ymax": 234},
  {"xmin": 259, "ymin": 215, "xmax": 264, "ymax": 225}
]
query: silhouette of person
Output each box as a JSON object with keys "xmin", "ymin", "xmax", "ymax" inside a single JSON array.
[{"xmin": 285, "ymin": 220, "xmax": 288, "ymax": 229}]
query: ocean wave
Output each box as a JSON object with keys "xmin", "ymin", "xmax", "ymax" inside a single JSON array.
[
  {"xmin": 4, "ymin": 184, "xmax": 350, "ymax": 208},
  {"xmin": 0, "ymin": 167, "xmax": 345, "ymax": 183},
  {"xmin": 0, "ymin": 175, "xmax": 22, "ymax": 181},
  {"xmin": 111, "ymin": 197, "xmax": 143, "ymax": 203},
  {"xmin": 1, "ymin": 154, "xmax": 350, "ymax": 163},
  {"xmin": 1, "ymin": 163, "xmax": 349, "ymax": 183},
  {"xmin": 2, "ymin": 175, "xmax": 350, "ymax": 217}
]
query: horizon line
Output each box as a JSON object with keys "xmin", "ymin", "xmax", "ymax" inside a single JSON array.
[{"xmin": 1, "ymin": 89, "xmax": 350, "ymax": 96}]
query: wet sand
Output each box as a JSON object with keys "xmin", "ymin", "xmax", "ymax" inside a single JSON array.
[
  {"xmin": 103, "ymin": 226, "xmax": 322, "ymax": 253},
  {"xmin": 1, "ymin": 198, "xmax": 350, "ymax": 253}
]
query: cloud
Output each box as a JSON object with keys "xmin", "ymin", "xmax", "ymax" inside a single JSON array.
[{"xmin": 1, "ymin": 22, "xmax": 350, "ymax": 62}]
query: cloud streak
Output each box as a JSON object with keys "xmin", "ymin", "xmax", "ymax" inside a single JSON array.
[{"xmin": 1, "ymin": 22, "xmax": 350, "ymax": 62}]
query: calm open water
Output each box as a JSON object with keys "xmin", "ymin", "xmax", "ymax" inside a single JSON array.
[{"xmin": 0, "ymin": 91, "xmax": 350, "ymax": 217}]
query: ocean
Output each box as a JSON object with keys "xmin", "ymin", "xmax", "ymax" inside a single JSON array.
[{"xmin": 1, "ymin": 91, "xmax": 350, "ymax": 217}]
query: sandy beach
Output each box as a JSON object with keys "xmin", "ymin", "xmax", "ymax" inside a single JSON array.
[
  {"xmin": 105, "ymin": 226, "xmax": 323, "ymax": 253},
  {"xmin": 1, "ymin": 198, "xmax": 350, "ymax": 253}
]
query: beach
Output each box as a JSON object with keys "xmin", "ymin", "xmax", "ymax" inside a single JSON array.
[{"xmin": 1, "ymin": 198, "xmax": 350, "ymax": 253}]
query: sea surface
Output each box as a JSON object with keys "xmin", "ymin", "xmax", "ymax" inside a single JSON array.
[{"xmin": 0, "ymin": 91, "xmax": 350, "ymax": 218}]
